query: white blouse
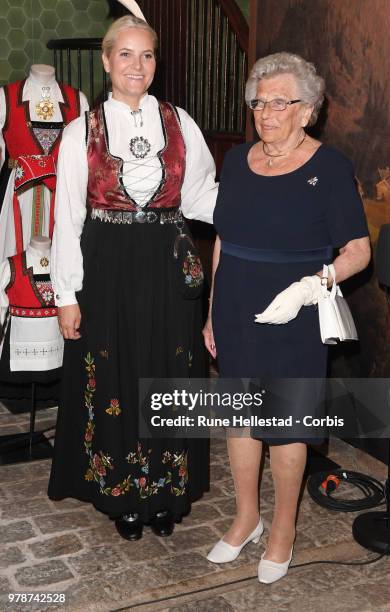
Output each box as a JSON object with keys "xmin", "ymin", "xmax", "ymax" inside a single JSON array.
[{"xmin": 52, "ymin": 94, "xmax": 218, "ymax": 306}]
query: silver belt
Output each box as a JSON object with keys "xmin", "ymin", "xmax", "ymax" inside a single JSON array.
[{"xmin": 90, "ymin": 208, "xmax": 183, "ymax": 225}]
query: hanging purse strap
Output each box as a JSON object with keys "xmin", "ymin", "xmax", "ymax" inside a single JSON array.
[
  {"xmin": 328, "ymin": 263, "xmax": 343, "ymax": 298},
  {"xmin": 322, "ymin": 263, "xmax": 343, "ymax": 300}
]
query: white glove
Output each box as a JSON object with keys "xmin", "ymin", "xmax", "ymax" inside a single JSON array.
[{"xmin": 254, "ymin": 275, "xmax": 323, "ymax": 325}]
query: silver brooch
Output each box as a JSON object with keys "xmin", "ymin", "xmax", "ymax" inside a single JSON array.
[
  {"xmin": 307, "ymin": 176, "xmax": 318, "ymax": 186},
  {"xmin": 129, "ymin": 136, "xmax": 151, "ymax": 159},
  {"xmin": 15, "ymin": 165, "xmax": 25, "ymax": 180}
]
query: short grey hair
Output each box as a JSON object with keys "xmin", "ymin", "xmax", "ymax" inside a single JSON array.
[{"xmin": 245, "ymin": 52, "xmax": 325, "ymax": 126}]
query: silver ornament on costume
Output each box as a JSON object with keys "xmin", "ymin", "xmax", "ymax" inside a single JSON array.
[{"xmin": 129, "ymin": 136, "xmax": 151, "ymax": 159}]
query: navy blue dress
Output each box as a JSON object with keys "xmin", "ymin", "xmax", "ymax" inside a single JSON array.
[{"xmin": 212, "ymin": 143, "xmax": 368, "ymax": 442}]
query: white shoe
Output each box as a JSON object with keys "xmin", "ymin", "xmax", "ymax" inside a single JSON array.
[
  {"xmin": 258, "ymin": 546, "xmax": 293, "ymax": 584},
  {"xmin": 207, "ymin": 518, "xmax": 264, "ymax": 563}
]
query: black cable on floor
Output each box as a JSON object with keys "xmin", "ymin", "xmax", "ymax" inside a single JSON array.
[
  {"xmin": 112, "ymin": 553, "xmax": 387, "ymax": 610},
  {"xmin": 291, "ymin": 552, "xmax": 386, "ymax": 568},
  {"xmin": 307, "ymin": 469, "xmax": 385, "ymax": 511}
]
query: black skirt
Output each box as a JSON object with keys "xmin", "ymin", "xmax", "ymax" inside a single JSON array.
[{"xmin": 48, "ymin": 215, "xmax": 209, "ymax": 521}]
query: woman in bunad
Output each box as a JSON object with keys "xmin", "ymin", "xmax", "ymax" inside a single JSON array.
[{"xmin": 48, "ymin": 7, "xmax": 218, "ymax": 542}]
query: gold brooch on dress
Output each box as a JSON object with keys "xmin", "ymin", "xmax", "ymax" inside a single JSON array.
[{"xmin": 35, "ymin": 87, "xmax": 55, "ymax": 120}]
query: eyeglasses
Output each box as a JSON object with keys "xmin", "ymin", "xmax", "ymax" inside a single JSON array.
[{"xmin": 248, "ymin": 98, "xmax": 301, "ymax": 111}]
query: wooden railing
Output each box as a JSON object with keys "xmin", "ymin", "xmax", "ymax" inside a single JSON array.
[
  {"xmin": 218, "ymin": 0, "xmax": 249, "ymax": 54},
  {"xmin": 47, "ymin": 38, "xmax": 108, "ymax": 105},
  {"xmin": 186, "ymin": 0, "xmax": 248, "ymax": 133}
]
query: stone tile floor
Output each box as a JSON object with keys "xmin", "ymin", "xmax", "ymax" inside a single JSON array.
[{"xmin": 0, "ymin": 402, "xmax": 389, "ymax": 611}]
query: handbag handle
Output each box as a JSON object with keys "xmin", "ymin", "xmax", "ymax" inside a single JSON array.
[
  {"xmin": 324, "ymin": 263, "xmax": 343, "ymax": 299},
  {"xmin": 328, "ymin": 263, "xmax": 337, "ymax": 284}
]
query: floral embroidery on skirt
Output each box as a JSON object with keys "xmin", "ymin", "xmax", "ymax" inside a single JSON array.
[{"xmin": 83, "ymin": 353, "xmax": 188, "ymax": 498}]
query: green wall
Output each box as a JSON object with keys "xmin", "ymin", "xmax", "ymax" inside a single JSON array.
[
  {"xmin": 0, "ymin": 0, "xmax": 110, "ymax": 86},
  {"xmin": 236, "ymin": 0, "xmax": 249, "ymax": 20}
]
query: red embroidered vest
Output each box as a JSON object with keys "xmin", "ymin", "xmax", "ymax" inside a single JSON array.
[
  {"xmin": 86, "ymin": 101, "xmax": 186, "ymax": 211},
  {"xmin": 3, "ymin": 79, "xmax": 80, "ymax": 160},
  {"xmin": 6, "ymin": 252, "xmax": 57, "ymax": 318}
]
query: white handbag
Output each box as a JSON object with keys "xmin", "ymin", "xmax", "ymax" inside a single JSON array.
[{"xmin": 317, "ymin": 263, "xmax": 358, "ymax": 345}]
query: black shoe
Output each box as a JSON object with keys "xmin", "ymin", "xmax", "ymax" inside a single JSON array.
[
  {"xmin": 150, "ymin": 510, "xmax": 175, "ymax": 537},
  {"xmin": 115, "ymin": 513, "xmax": 143, "ymax": 541}
]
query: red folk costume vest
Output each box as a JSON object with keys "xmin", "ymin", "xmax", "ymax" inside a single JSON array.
[
  {"xmin": 3, "ymin": 79, "xmax": 80, "ymax": 160},
  {"xmin": 86, "ymin": 101, "xmax": 186, "ymax": 211},
  {"xmin": 6, "ymin": 252, "xmax": 57, "ymax": 319},
  {"xmin": 2, "ymin": 80, "xmax": 80, "ymax": 253}
]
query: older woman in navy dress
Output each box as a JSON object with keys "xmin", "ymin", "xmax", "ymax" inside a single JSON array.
[{"xmin": 204, "ymin": 53, "xmax": 370, "ymax": 583}]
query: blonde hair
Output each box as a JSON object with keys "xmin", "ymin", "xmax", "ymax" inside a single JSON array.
[{"xmin": 102, "ymin": 16, "xmax": 158, "ymax": 57}]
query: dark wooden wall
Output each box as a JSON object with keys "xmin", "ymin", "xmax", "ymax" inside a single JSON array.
[{"xmin": 253, "ymin": 0, "xmax": 390, "ymax": 195}]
